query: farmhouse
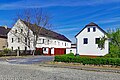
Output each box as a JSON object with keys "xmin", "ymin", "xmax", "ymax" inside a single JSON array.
[
  {"xmin": 75, "ymin": 22, "xmax": 109, "ymax": 57},
  {"xmin": 0, "ymin": 26, "xmax": 10, "ymax": 50},
  {"xmin": 8, "ymin": 19, "xmax": 71, "ymax": 55}
]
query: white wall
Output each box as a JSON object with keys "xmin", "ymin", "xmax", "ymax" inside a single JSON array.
[
  {"xmin": 8, "ymin": 19, "xmax": 35, "ymax": 51},
  {"xmin": 76, "ymin": 26, "xmax": 109, "ymax": 56},
  {"xmin": 36, "ymin": 36, "xmax": 71, "ymax": 48},
  {"xmin": 66, "ymin": 48, "xmax": 76, "ymax": 55},
  {"xmin": 8, "ymin": 19, "xmax": 71, "ymax": 51},
  {"xmin": 51, "ymin": 48, "xmax": 54, "ymax": 54}
]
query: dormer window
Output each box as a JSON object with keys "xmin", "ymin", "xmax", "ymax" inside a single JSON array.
[
  {"xmin": 88, "ymin": 28, "xmax": 90, "ymax": 32},
  {"xmin": 93, "ymin": 27, "xmax": 96, "ymax": 32}
]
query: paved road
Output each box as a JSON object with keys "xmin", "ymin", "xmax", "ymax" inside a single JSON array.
[
  {"xmin": 6, "ymin": 56, "xmax": 54, "ymax": 64},
  {"xmin": 0, "ymin": 62, "xmax": 120, "ymax": 80}
]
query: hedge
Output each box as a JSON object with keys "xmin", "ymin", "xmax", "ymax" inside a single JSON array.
[{"xmin": 54, "ymin": 55, "xmax": 120, "ymax": 66}]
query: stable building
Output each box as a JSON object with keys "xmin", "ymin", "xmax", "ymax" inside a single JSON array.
[{"xmin": 8, "ymin": 19, "xmax": 71, "ymax": 55}]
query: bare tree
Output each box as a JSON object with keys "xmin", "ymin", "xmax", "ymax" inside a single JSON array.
[{"xmin": 12, "ymin": 8, "xmax": 52, "ymax": 55}]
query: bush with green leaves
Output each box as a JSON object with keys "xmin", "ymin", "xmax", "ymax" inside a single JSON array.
[
  {"xmin": 99, "ymin": 28, "xmax": 120, "ymax": 58},
  {"xmin": 0, "ymin": 48, "xmax": 11, "ymax": 56},
  {"xmin": 35, "ymin": 50, "xmax": 43, "ymax": 55},
  {"xmin": 55, "ymin": 55, "xmax": 120, "ymax": 66},
  {"xmin": 104, "ymin": 53, "xmax": 120, "ymax": 58},
  {"xmin": 64, "ymin": 53, "xmax": 74, "ymax": 56},
  {"xmin": 0, "ymin": 52, "xmax": 5, "ymax": 57},
  {"xmin": 3, "ymin": 48, "xmax": 11, "ymax": 54}
]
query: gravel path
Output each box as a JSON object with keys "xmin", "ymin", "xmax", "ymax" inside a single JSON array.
[{"xmin": 0, "ymin": 62, "xmax": 120, "ymax": 80}]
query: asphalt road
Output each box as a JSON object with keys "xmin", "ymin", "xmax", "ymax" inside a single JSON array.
[{"xmin": 6, "ymin": 56, "xmax": 54, "ymax": 64}]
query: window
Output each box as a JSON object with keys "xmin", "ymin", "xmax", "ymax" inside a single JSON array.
[
  {"xmin": 43, "ymin": 39, "xmax": 45, "ymax": 43},
  {"xmin": 39, "ymin": 39, "xmax": 41, "ymax": 43},
  {"xmin": 83, "ymin": 38, "xmax": 88, "ymax": 44},
  {"xmin": 15, "ymin": 29, "xmax": 17, "ymax": 33},
  {"xmin": 48, "ymin": 40, "xmax": 49, "ymax": 44},
  {"xmin": 95, "ymin": 38, "xmax": 100, "ymax": 44},
  {"xmin": 25, "ymin": 38, "xmax": 27, "ymax": 42},
  {"xmin": 43, "ymin": 48, "xmax": 46, "ymax": 51},
  {"xmin": 21, "ymin": 29, "xmax": 23, "ymax": 33},
  {"xmin": 18, "ymin": 47, "xmax": 20, "ymax": 50},
  {"xmin": 65, "ymin": 43, "xmax": 66, "ymax": 46},
  {"xmin": 25, "ymin": 47, "xmax": 27, "ymax": 51},
  {"xmin": 88, "ymin": 28, "xmax": 90, "ymax": 32},
  {"xmin": 12, "ymin": 38, "xmax": 13, "ymax": 43},
  {"xmin": 55, "ymin": 41, "xmax": 56, "ymax": 45},
  {"xmin": 58, "ymin": 42, "xmax": 60, "ymax": 45},
  {"xmin": 93, "ymin": 27, "xmax": 96, "ymax": 32},
  {"xmin": 3, "ymin": 46, "xmax": 5, "ymax": 48},
  {"xmin": 18, "ymin": 38, "xmax": 20, "ymax": 43},
  {"xmin": 11, "ymin": 47, "xmax": 13, "ymax": 50}
]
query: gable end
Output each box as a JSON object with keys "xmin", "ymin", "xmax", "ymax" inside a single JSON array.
[{"xmin": 75, "ymin": 22, "xmax": 107, "ymax": 37}]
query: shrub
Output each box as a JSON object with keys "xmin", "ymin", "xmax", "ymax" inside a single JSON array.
[
  {"xmin": 54, "ymin": 55, "xmax": 120, "ymax": 66},
  {"xmin": 64, "ymin": 53, "xmax": 74, "ymax": 56},
  {"xmin": 0, "ymin": 48, "xmax": 11, "ymax": 56},
  {"xmin": 35, "ymin": 50, "xmax": 42, "ymax": 55},
  {"xmin": 104, "ymin": 53, "xmax": 120, "ymax": 58},
  {"xmin": 3, "ymin": 48, "xmax": 11, "ymax": 54},
  {"xmin": 0, "ymin": 52, "xmax": 5, "ymax": 57}
]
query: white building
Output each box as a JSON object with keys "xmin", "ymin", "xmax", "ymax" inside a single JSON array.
[
  {"xmin": 8, "ymin": 19, "xmax": 71, "ymax": 55},
  {"xmin": 66, "ymin": 44, "xmax": 76, "ymax": 55},
  {"xmin": 75, "ymin": 22, "xmax": 109, "ymax": 56}
]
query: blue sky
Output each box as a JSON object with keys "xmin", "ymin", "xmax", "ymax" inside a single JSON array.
[{"xmin": 0, "ymin": 0, "xmax": 120, "ymax": 43}]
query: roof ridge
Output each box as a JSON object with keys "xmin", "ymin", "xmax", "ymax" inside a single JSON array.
[{"xmin": 86, "ymin": 22, "xmax": 98, "ymax": 26}]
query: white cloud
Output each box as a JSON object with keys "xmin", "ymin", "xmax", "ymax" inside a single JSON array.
[
  {"xmin": 55, "ymin": 27, "xmax": 79, "ymax": 32},
  {"xmin": 0, "ymin": 0, "xmax": 120, "ymax": 10},
  {"xmin": 97, "ymin": 17, "xmax": 120, "ymax": 24}
]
